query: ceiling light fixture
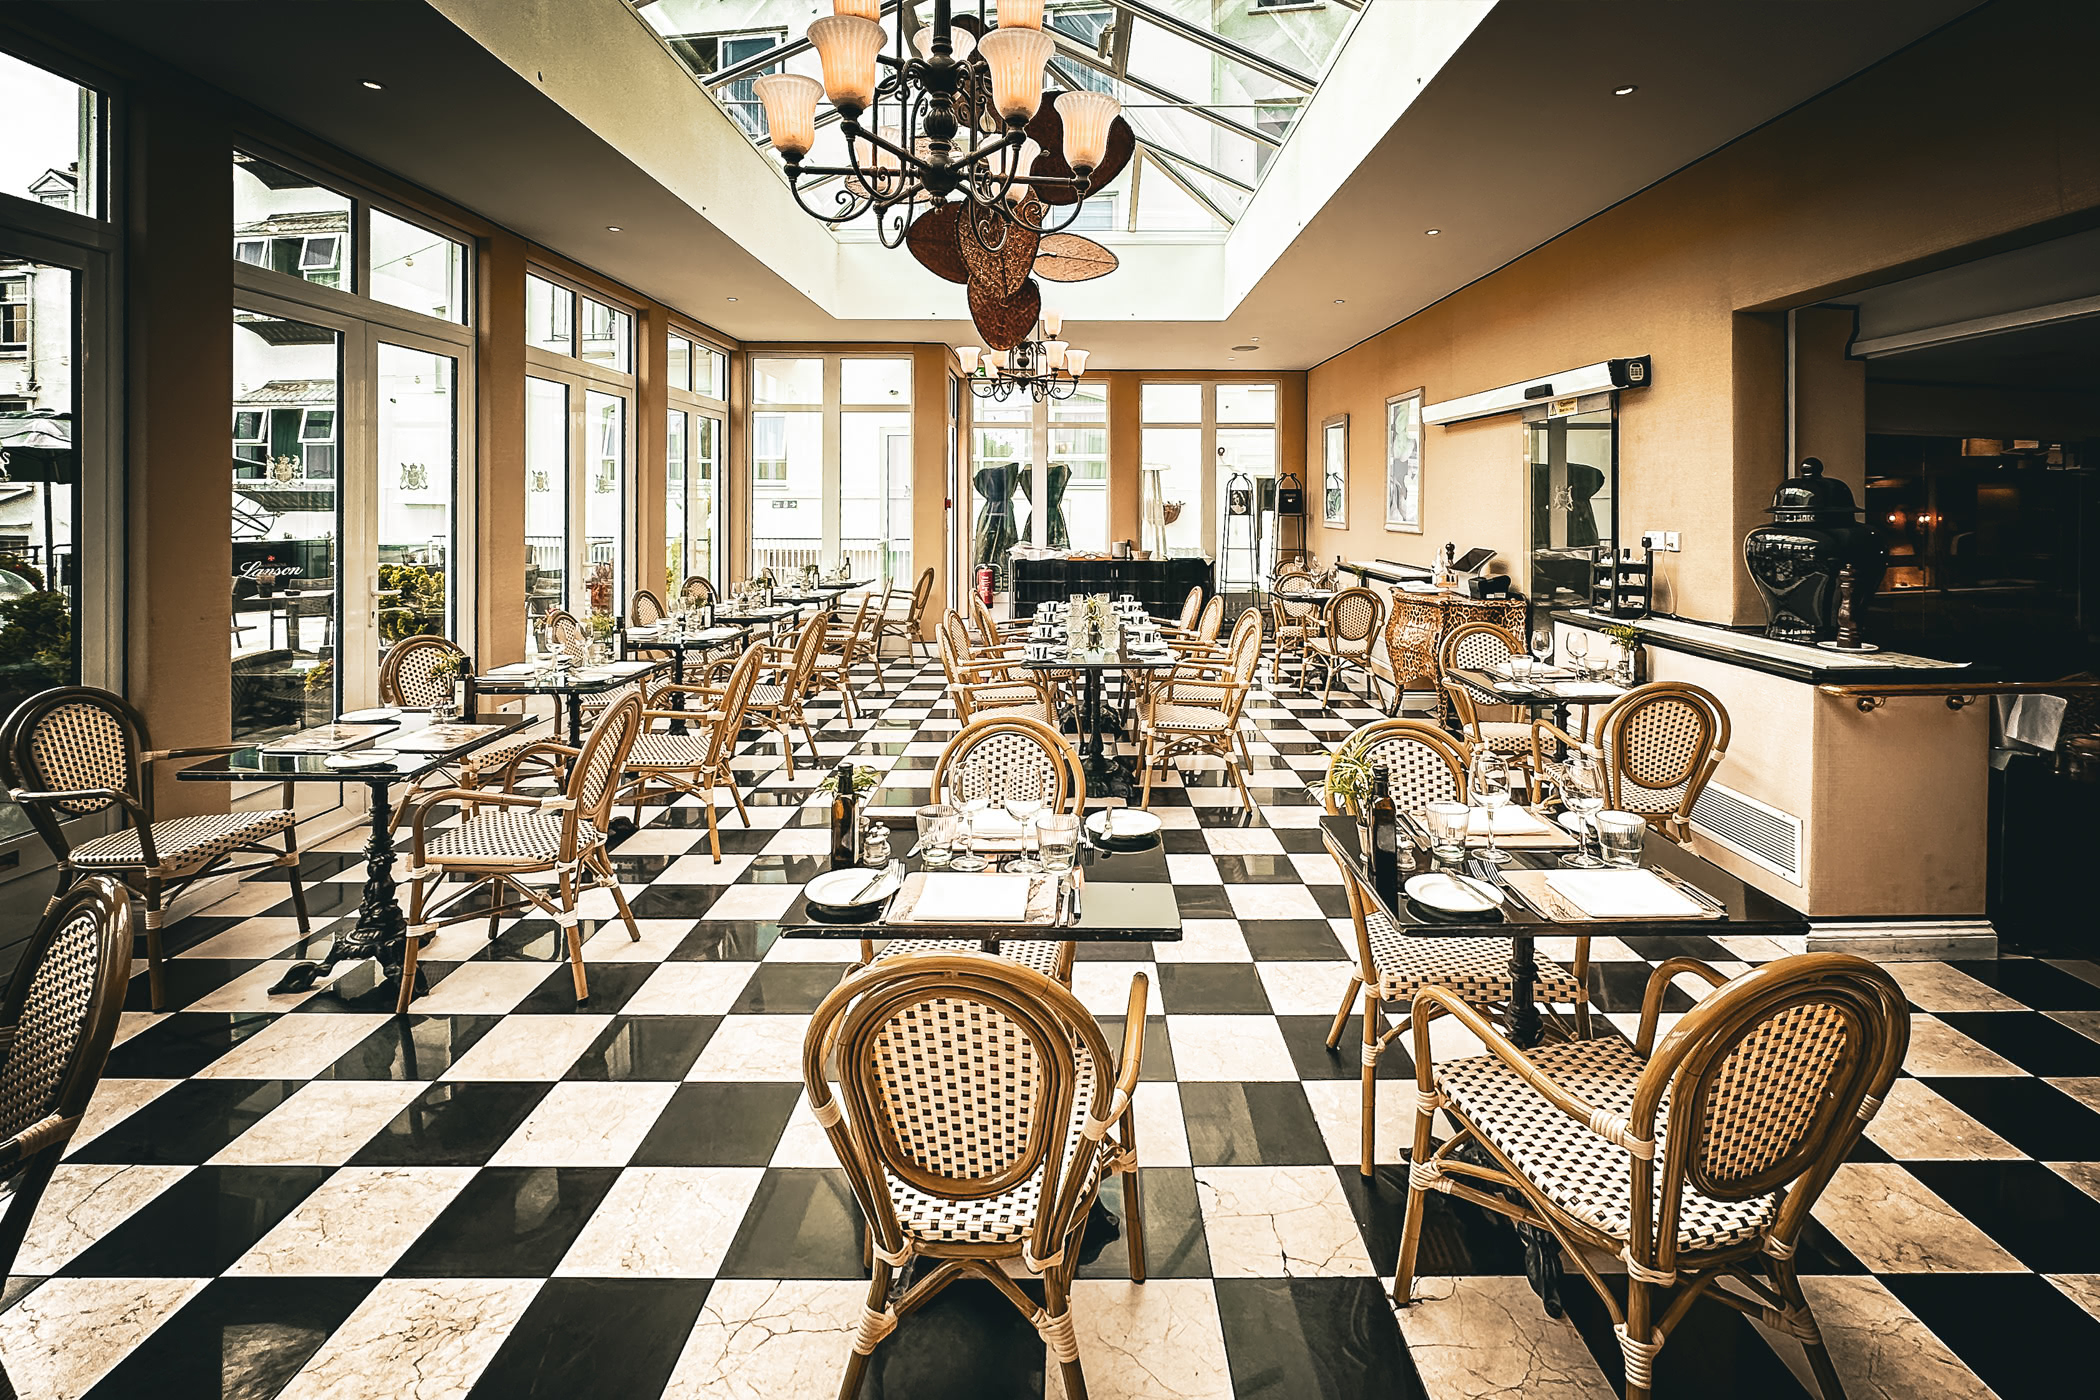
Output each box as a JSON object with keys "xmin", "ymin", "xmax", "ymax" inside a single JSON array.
[
  {"xmin": 726, "ymin": 296, "xmax": 738, "ymax": 302},
  {"xmin": 1613, "ymin": 84, "xmax": 1638, "ymax": 96},
  {"xmin": 956, "ymin": 319, "xmax": 1089, "ymax": 402},
  {"xmin": 361, "ymin": 80, "xmax": 384, "ymax": 90},
  {"xmin": 1424, "ymin": 228, "xmax": 1441, "ymax": 236},
  {"xmin": 1231, "ymin": 344, "xmax": 1259, "ymax": 352},
  {"xmin": 752, "ymin": 1, "xmax": 1129, "ymax": 257},
  {"xmin": 1333, "ymin": 299, "xmax": 1345, "ymax": 305},
  {"xmin": 606, "ymin": 226, "xmax": 622, "ymax": 233}
]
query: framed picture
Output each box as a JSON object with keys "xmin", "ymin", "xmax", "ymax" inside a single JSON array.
[
  {"xmin": 1385, "ymin": 387, "xmax": 1424, "ymax": 533},
  {"xmin": 1321, "ymin": 415, "xmax": 1348, "ymax": 527}
]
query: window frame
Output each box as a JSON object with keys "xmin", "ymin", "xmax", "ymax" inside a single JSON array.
[
  {"xmin": 666, "ymin": 321, "xmax": 730, "ymax": 591},
  {"xmin": 0, "ymin": 276, "xmax": 26, "ymax": 352}
]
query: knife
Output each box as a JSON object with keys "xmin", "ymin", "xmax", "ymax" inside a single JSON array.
[
  {"xmin": 1654, "ymin": 867, "xmax": 1725, "ymax": 912},
  {"xmin": 844, "ymin": 866, "xmax": 889, "ymax": 906}
]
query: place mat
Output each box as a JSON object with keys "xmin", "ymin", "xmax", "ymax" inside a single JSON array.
[
  {"xmin": 1461, "ymin": 806, "xmax": 1576, "ymax": 848},
  {"xmin": 1504, "ymin": 868, "xmax": 1720, "ymax": 921},
  {"xmin": 262, "ymin": 723, "xmax": 395, "ymax": 754},
  {"xmin": 1491, "ymin": 662, "xmax": 1573, "ymax": 680},
  {"xmin": 389, "ymin": 722, "xmax": 509, "ymax": 754},
  {"xmin": 482, "ymin": 662, "xmax": 537, "ymax": 677},
  {"xmin": 888, "ymin": 871, "xmax": 1059, "ymax": 926},
  {"xmin": 1544, "ymin": 681, "xmax": 1624, "ymax": 699}
]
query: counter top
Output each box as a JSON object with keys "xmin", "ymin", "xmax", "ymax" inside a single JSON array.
[
  {"xmin": 1341, "ymin": 559, "xmax": 1435, "ymax": 586},
  {"xmin": 1552, "ymin": 608, "xmax": 1986, "ymax": 685}
]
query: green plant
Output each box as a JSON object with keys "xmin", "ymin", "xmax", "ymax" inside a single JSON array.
[
  {"xmin": 0, "ymin": 590, "xmax": 73, "ymax": 686},
  {"xmin": 1601, "ymin": 623, "xmax": 1644, "ymax": 648},
  {"xmin": 1312, "ymin": 735, "xmax": 1377, "ymax": 812},
  {"xmin": 376, "ymin": 562, "xmax": 447, "ymax": 642},
  {"xmin": 302, "ymin": 659, "xmax": 334, "ymax": 694},
  {"xmin": 817, "ymin": 766, "xmax": 882, "ymax": 795},
  {"xmin": 585, "ymin": 610, "xmax": 618, "ymax": 643},
  {"xmin": 0, "ymin": 555, "xmax": 48, "ymax": 590}
]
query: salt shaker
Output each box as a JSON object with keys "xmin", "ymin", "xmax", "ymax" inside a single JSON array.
[{"xmin": 859, "ymin": 819, "xmax": 891, "ymax": 868}]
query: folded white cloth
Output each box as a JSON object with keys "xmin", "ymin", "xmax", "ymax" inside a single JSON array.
[{"xmin": 1545, "ymin": 869, "xmax": 1704, "ymax": 919}]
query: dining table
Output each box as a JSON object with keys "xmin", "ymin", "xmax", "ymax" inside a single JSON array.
[
  {"xmin": 1019, "ymin": 604, "xmax": 1180, "ymax": 802},
  {"xmin": 471, "ymin": 657, "xmax": 669, "ymax": 746},
  {"xmin": 625, "ymin": 623, "xmax": 750, "ymax": 727},
  {"xmin": 1445, "ymin": 665, "xmax": 1629, "ymax": 746},
  {"xmin": 177, "ymin": 709, "xmax": 533, "ymax": 997},
  {"xmin": 1321, "ymin": 812, "xmax": 1807, "ymax": 1047}
]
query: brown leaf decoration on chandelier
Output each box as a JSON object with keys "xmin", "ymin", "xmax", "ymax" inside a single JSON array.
[
  {"xmin": 968, "ymin": 276, "xmax": 1042, "ymax": 352},
  {"xmin": 1034, "ymin": 234, "xmax": 1118, "ymax": 283},
  {"xmin": 957, "ymin": 198, "xmax": 1041, "ymax": 298},
  {"xmin": 906, "ymin": 204, "xmax": 969, "ymax": 285},
  {"xmin": 1024, "ymin": 91, "xmax": 1137, "ymax": 207}
]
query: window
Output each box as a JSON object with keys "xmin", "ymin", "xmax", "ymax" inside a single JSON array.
[
  {"xmin": 584, "ymin": 390, "xmax": 625, "ymax": 612},
  {"xmin": 750, "ymin": 356, "xmax": 906, "ymax": 582},
  {"xmin": 667, "ymin": 330, "xmax": 727, "ymax": 590},
  {"xmin": 667, "ymin": 334, "xmax": 693, "ymax": 393},
  {"xmin": 1049, "ymin": 382, "xmax": 1109, "ymax": 553},
  {"xmin": 233, "ymin": 153, "xmax": 353, "ymax": 290},
  {"xmin": 370, "ymin": 209, "xmax": 467, "ymax": 323},
  {"xmin": 376, "ymin": 344, "xmax": 459, "ymax": 645},
  {"xmin": 525, "ymin": 376, "xmax": 568, "ymax": 630},
  {"xmin": 695, "ymin": 344, "xmax": 727, "ymax": 400},
  {"xmin": 655, "ymin": 29, "xmax": 785, "ymax": 137},
  {"xmin": 0, "ymin": 278, "xmax": 25, "ymax": 352},
  {"xmin": 844, "ymin": 358, "xmax": 912, "ymax": 584},
  {"xmin": 0, "ymin": 52, "xmax": 102, "ymax": 218},
  {"xmin": 580, "ymin": 297, "xmax": 633, "ymax": 373},
  {"xmin": 232, "ymin": 409, "xmax": 267, "ymax": 466},
  {"xmin": 299, "ymin": 408, "xmax": 338, "ymax": 479},
  {"xmin": 526, "ymin": 273, "xmax": 574, "ymax": 355},
  {"xmin": 970, "ymin": 396, "xmax": 1033, "ymax": 589},
  {"xmin": 667, "ymin": 408, "xmax": 688, "ymax": 591},
  {"xmin": 1140, "ymin": 380, "xmax": 1278, "ymax": 583}
]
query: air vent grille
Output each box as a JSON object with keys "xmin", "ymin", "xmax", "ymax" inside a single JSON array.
[{"xmin": 1689, "ymin": 782, "xmax": 1802, "ymax": 884}]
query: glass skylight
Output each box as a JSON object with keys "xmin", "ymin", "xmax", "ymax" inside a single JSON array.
[{"xmin": 633, "ymin": 0, "xmax": 1359, "ymax": 231}]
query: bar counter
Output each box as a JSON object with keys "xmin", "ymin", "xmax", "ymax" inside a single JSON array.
[{"xmin": 1009, "ymin": 555, "xmax": 1212, "ymax": 621}]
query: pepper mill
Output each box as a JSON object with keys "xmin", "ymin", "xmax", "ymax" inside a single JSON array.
[{"xmin": 1820, "ymin": 563, "xmax": 1880, "ymax": 652}]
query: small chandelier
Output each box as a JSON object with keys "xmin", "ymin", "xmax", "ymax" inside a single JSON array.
[
  {"xmin": 958, "ymin": 309, "xmax": 1090, "ymax": 402},
  {"xmin": 751, "ymin": 0, "xmax": 1125, "ymax": 252}
]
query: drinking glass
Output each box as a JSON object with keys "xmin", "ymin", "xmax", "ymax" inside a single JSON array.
[
  {"xmin": 1566, "ymin": 632, "xmax": 1590, "ymax": 679},
  {"xmin": 949, "ymin": 797, "xmax": 991, "ymax": 872},
  {"xmin": 1424, "ymin": 801, "xmax": 1469, "ymax": 861},
  {"xmin": 1531, "ymin": 626, "xmax": 1555, "ymax": 669},
  {"xmin": 1036, "ymin": 814, "xmax": 1080, "ymax": 873},
  {"xmin": 1471, "ymin": 753, "xmax": 1513, "ymax": 864},
  {"xmin": 1596, "ymin": 811, "xmax": 1646, "ymax": 867},
  {"xmin": 1004, "ymin": 790, "xmax": 1048, "ymax": 874},
  {"xmin": 916, "ymin": 803, "xmax": 952, "ymax": 865},
  {"xmin": 1557, "ymin": 753, "xmax": 1607, "ymax": 868}
]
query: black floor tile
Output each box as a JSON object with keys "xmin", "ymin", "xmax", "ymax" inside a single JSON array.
[
  {"xmin": 1158, "ymin": 964, "xmax": 1274, "ymax": 1015},
  {"xmin": 1276, "ymin": 1016, "xmax": 1412, "ymax": 1082},
  {"xmin": 1212, "ymin": 854, "xmax": 1304, "ymax": 884},
  {"xmin": 670, "ymin": 922, "xmax": 772, "ymax": 961},
  {"xmin": 1095, "ymin": 1014, "xmax": 1176, "ymax": 1081},
  {"xmin": 856, "ymin": 1278, "xmax": 1044, "ymax": 1400},
  {"xmin": 1241, "ymin": 921, "xmax": 1349, "ymax": 961},
  {"xmin": 124, "ymin": 959, "xmax": 263, "ymax": 1013},
  {"xmin": 515, "ymin": 961, "xmax": 654, "ymax": 1014},
  {"xmin": 567, "ymin": 1015, "xmax": 718, "ymax": 1082},
  {"xmin": 1213, "ymin": 1277, "xmax": 1425, "ymax": 1400},
  {"xmin": 64, "ymin": 1079, "xmax": 298, "ymax": 1165},
  {"xmin": 102, "ymin": 1012, "xmax": 279, "ymax": 1079},
  {"xmin": 62, "ymin": 1166, "xmax": 328, "ymax": 1276},
  {"xmin": 1561, "ymin": 1274, "xmax": 1815, "ymax": 1400},
  {"xmin": 465, "ymin": 1277, "xmax": 713, "ymax": 1399},
  {"xmin": 349, "ymin": 1081, "xmax": 552, "ymax": 1167},
  {"xmin": 84, "ymin": 1275, "xmax": 374, "ymax": 1400},
  {"xmin": 1182, "ymin": 1082, "xmax": 1329, "ymax": 1166},
  {"xmin": 632, "ymin": 1083, "xmax": 801, "ymax": 1166},
  {"xmin": 730, "ymin": 961, "xmax": 849, "ymax": 1014},
  {"xmin": 1175, "ymin": 886, "xmax": 1237, "ymax": 918},
  {"xmin": 1902, "ymin": 1159, "xmax": 2100, "ymax": 1272},
  {"xmin": 1077, "ymin": 1167, "xmax": 1212, "ymax": 1281},
  {"xmin": 317, "ymin": 1014, "xmax": 501, "ymax": 1080},
  {"xmin": 718, "ymin": 1168, "xmax": 867, "ymax": 1278},
  {"xmin": 1884, "ymin": 1272, "xmax": 2100, "ymax": 1400},
  {"xmin": 1935, "ymin": 1009, "xmax": 2100, "ymax": 1077},
  {"xmin": 391, "ymin": 1167, "xmax": 622, "ymax": 1277},
  {"xmin": 628, "ymin": 884, "xmax": 727, "ymax": 919},
  {"xmin": 1947, "ymin": 957, "xmax": 2100, "ymax": 1010},
  {"xmin": 1922, "ymin": 1076, "xmax": 2100, "ymax": 1160}
]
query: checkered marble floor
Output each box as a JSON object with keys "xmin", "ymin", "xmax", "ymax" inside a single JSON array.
[{"xmin": 10, "ymin": 647, "xmax": 2100, "ymax": 1400}]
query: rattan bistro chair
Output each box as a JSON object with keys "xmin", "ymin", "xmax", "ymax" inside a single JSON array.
[
  {"xmin": 378, "ymin": 635, "xmax": 549, "ymax": 827},
  {"xmin": 678, "ymin": 575, "xmax": 716, "ymax": 609},
  {"xmin": 1270, "ymin": 570, "xmax": 1326, "ymax": 689},
  {"xmin": 1, "ymin": 686, "xmax": 314, "ymax": 1011},
  {"xmin": 804, "ymin": 954, "xmax": 1148, "ymax": 1400},
  {"xmin": 1320, "ymin": 720, "xmax": 1590, "ymax": 1174},
  {"xmin": 871, "ymin": 566, "xmax": 936, "ymax": 662},
  {"xmin": 1440, "ymin": 621, "xmax": 1534, "ymax": 762},
  {"xmin": 1530, "ymin": 682, "xmax": 1730, "ymax": 843},
  {"xmin": 812, "ymin": 593, "xmax": 877, "ymax": 718},
  {"xmin": 1394, "ymin": 954, "xmax": 1909, "ymax": 1400},
  {"xmin": 857, "ymin": 713, "xmax": 1085, "ymax": 983},
  {"xmin": 733, "ymin": 615, "xmax": 826, "ymax": 776},
  {"xmin": 617, "ymin": 645, "xmax": 763, "ymax": 862},
  {"xmin": 400, "ymin": 694, "xmax": 646, "ymax": 1011},
  {"xmin": 0, "ymin": 878, "xmax": 132, "ymax": 1284},
  {"xmin": 1136, "ymin": 607, "xmax": 1263, "ymax": 811},
  {"xmin": 939, "ymin": 617, "xmax": 1054, "ymax": 724},
  {"xmin": 1307, "ymin": 585, "xmax": 1385, "ymax": 707}
]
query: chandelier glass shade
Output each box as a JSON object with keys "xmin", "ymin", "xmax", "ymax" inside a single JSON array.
[
  {"xmin": 958, "ymin": 323, "xmax": 1089, "ymax": 401},
  {"xmin": 760, "ymin": 1, "xmax": 1128, "ymax": 254}
]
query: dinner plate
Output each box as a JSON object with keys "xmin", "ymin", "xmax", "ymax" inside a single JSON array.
[
  {"xmin": 803, "ymin": 865, "xmax": 902, "ymax": 913},
  {"xmin": 1086, "ymin": 809, "xmax": 1161, "ymax": 844},
  {"xmin": 1403, "ymin": 872, "xmax": 1502, "ymax": 914},
  {"xmin": 324, "ymin": 749, "xmax": 399, "ymax": 770},
  {"xmin": 337, "ymin": 707, "xmax": 400, "ymax": 723}
]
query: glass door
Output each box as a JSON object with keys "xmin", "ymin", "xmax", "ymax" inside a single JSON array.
[
  {"xmin": 525, "ymin": 376, "xmax": 569, "ymax": 635},
  {"xmin": 372, "ymin": 338, "xmax": 459, "ymax": 660}
]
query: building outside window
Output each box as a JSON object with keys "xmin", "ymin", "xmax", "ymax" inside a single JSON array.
[
  {"xmin": 966, "ymin": 381, "xmax": 1110, "ymax": 593},
  {"xmin": 749, "ymin": 355, "xmax": 910, "ymax": 583},
  {"xmin": 234, "ymin": 153, "xmax": 351, "ymax": 291},
  {"xmin": 666, "ymin": 329, "xmax": 728, "ymax": 592}
]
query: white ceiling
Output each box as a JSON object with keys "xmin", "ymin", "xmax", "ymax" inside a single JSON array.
[{"xmin": 72, "ymin": 0, "xmax": 1980, "ymax": 369}]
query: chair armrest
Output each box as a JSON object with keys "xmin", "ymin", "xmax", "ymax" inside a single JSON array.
[
  {"xmin": 1114, "ymin": 971, "xmax": 1149, "ymax": 1101},
  {"xmin": 1636, "ymin": 957, "xmax": 1729, "ymax": 1057},
  {"xmin": 0, "ymin": 1110, "xmax": 77, "ymax": 1173},
  {"xmin": 1410, "ymin": 985, "xmax": 1657, "ymax": 1158},
  {"xmin": 1528, "ymin": 719, "xmax": 1590, "ymax": 773},
  {"xmin": 407, "ymin": 785, "xmax": 546, "ymax": 861},
  {"xmin": 493, "ymin": 740, "xmax": 581, "ymax": 791}
]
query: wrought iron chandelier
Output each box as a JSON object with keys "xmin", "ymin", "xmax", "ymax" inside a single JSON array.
[
  {"xmin": 751, "ymin": 0, "xmax": 1128, "ymax": 253},
  {"xmin": 957, "ymin": 308, "xmax": 1090, "ymax": 401}
]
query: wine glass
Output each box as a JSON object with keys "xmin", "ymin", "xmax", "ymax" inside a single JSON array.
[
  {"xmin": 947, "ymin": 764, "xmax": 991, "ymax": 872},
  {"xmin": 1471, "ymin": 752, "xmax": 1513, "ymax": 865},
  {"xmin": 1003, "ymin": 785, "xmax": 1047, "ymax": 874},
  {"xmin": 1565, "ymin": 631, "xmax": 1590, "ymax": 679},
  {"xmin": 1530, "ymin": 626, "xmax": 1555, "ymax": 670},
  {"xmin": 1557, "ymin": 752, "xmax": 1606, "ymax": 868}
]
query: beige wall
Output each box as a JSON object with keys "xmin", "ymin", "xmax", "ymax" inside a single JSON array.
[{"xmin": 1307, "ymin": 0, "xmax": 2100, "ymax": 623}]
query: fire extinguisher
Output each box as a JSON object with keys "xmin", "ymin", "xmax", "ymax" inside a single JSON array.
[{"xmin": 976, "ymin": 565, "xmax": 995, "ymax": 609}]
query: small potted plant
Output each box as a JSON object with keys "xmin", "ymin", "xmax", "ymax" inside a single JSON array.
[
  {"xmin": 1600, "ymin": 623, "xmax": 1646, "ymax": 685},
  {"xmin": 1314, "ymin": 735, "xmax": 1378, "ymax": 816},
  {"xmin": 585, "ymin": 609, "xmax": 618, "ymax": 664}
]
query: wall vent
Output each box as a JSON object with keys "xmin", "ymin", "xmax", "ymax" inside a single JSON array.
[{"xmin": 1690, "ymin": 782, "xmax": 1803, "ymax": 884}]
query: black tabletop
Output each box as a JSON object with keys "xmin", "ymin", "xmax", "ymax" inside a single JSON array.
[
  {"xmin": 712, "ymin": 605, "xmax": 800, "ymax": 625},
  {"xmin": 176, "ymin": 712, "xmax": 533, "ymax": 784},
  {"xmin": 626, "ymin": 625, "xmax": 747, "ymax": 652},
  {"xmin": 778, "ymin": 837, "xmax": 1181, "ymax": 942},
  {"xmin": 1448, "ymin": 667, "xmax": 1628, "ymax": 707},
  {"xmin": 1321, "ymin": 814, "xmax": 1806, "ymax": 938},
  {"xmin": 472, "ymin": 659, "xmax": 667, "ymax": 695},
  {"xmin": 1020, "ymin": 611, "xmax": 1180, "ymax": 672}
]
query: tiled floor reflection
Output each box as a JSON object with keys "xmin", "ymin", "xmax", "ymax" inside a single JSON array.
[{"xmin": 12, "ymin": 644, "xmax": 2098, "ymax": 1398}]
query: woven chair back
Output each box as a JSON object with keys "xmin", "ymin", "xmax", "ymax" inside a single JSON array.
[
  {"xmin": 1173, "ymin": 587, "xmax": 1202, "ymax": 633},
  {"xmin": 937, "ymin": 619, "xmax": 969, "ymax": 688},
  {"xmin": 1325, "ymin": 719, "xmax": 1468, "ymax": 816},
  {"xmin": 932, "ymin": 714, "xmax": 1080, "ymax": 814},
  {"xmin": 702, "ymin": 644, "xmax": 765, "ymax": 770},
  {"xmin": 1, "ymin": 686, "xmax": 146, "ymax": 824},
  {"xmin": 1325, "ymin": 587, "xmax": 1381, "ymax": 645},
  {"xmin": 905, "ymin": 566, "xmax": 935, "ymax": 623},
  {"xmin": 1646, "ymin": 954, "xmax": 1906, "ymax": 1211},
  {"xmin": 1440, "ymin": 620, "xmax": 1521, "ymax": 675},
  {"xmin": 546, "ymin": 610, "xmax": 589, "ymax": 664},
  {"xmin": 969, "ymin": 595, "xmax": 1006, "ymax": 651},
  {"xmin": 1193, "ymin": 594, "xmax": 1225, "ymax": 645},
  {"xmin": 837, "ymin": 591, "xmax": 875, "ymax": 647},
  {"xmin": 679, "ymin": 576, "xmax": 715, "ymax": 608},
  {"xmin": 572, "ymin": 693, "xmax": 643, "ymax": 830},
  {"xmin": 806, "ymin": 955, "xmax": 1115, "ymax": 1262},
  {"xmin": 1223, "ymin": 606, "xmax": 1263, "ymax": 700},
  {"xmin": 379, "ymin": 635, "xmax": 467, "ymax": 710},
  {"xmin": 1272, "ymin": 573, "xmax": 1321, "ymax": 623},
  {"xmin": 0, "ymin": 876, "xmax": 131, "ymax": 1158},
  {"xmin": 783, "ymin": 614, "xmax": 828, "ymax": 692},
  {"xmin": 1597, "ymin": 682, "xmax": 1729, "ymax": 818},
  {"xmin": 629, "ymin": 590, "xmax": 666, "ymax": 628}
]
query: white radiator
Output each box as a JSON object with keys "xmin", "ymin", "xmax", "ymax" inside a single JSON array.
[{"xmin": 1690, "ymin": 782, "xmax": 1803, "ymax": 885}]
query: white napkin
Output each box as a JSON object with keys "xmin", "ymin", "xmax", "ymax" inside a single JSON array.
[
  {"xmin": 906, "ymin": 872, "xmax": 1031, "ymax": 924},
  {"xmin": 1465, "ymin": 805, "xmax": 1555, "ymax": 837},
  {"xmin": 1544, "ymin": 869, "xmax": 1704, "ymax": 919}
]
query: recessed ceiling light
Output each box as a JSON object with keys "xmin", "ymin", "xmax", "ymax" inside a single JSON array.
[
  {"xmin": 1333, "ymin": 299, "xmax": 1345, "ymax": 305},
  {"xmin": 1424, "ymin": 228, "xmax": 1441, "ymax": 236},
  {"xmin": 1614, "ymin": 84, "xmax": 1638, "ymax": 96},
  {"xmin": 726, "ymin": 296, "xmax": 738, "ymax": 302},
  {"xmin": 606, "ymin": 225, "xmax": 622, "ymax": 233},
  {"xmin": 1231, "ymin": 344, "xmax": 1259, "ymax": 352},
  {"xmin": 361, "ymin": 80, "xmax": 384, "ymax": 90}
]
